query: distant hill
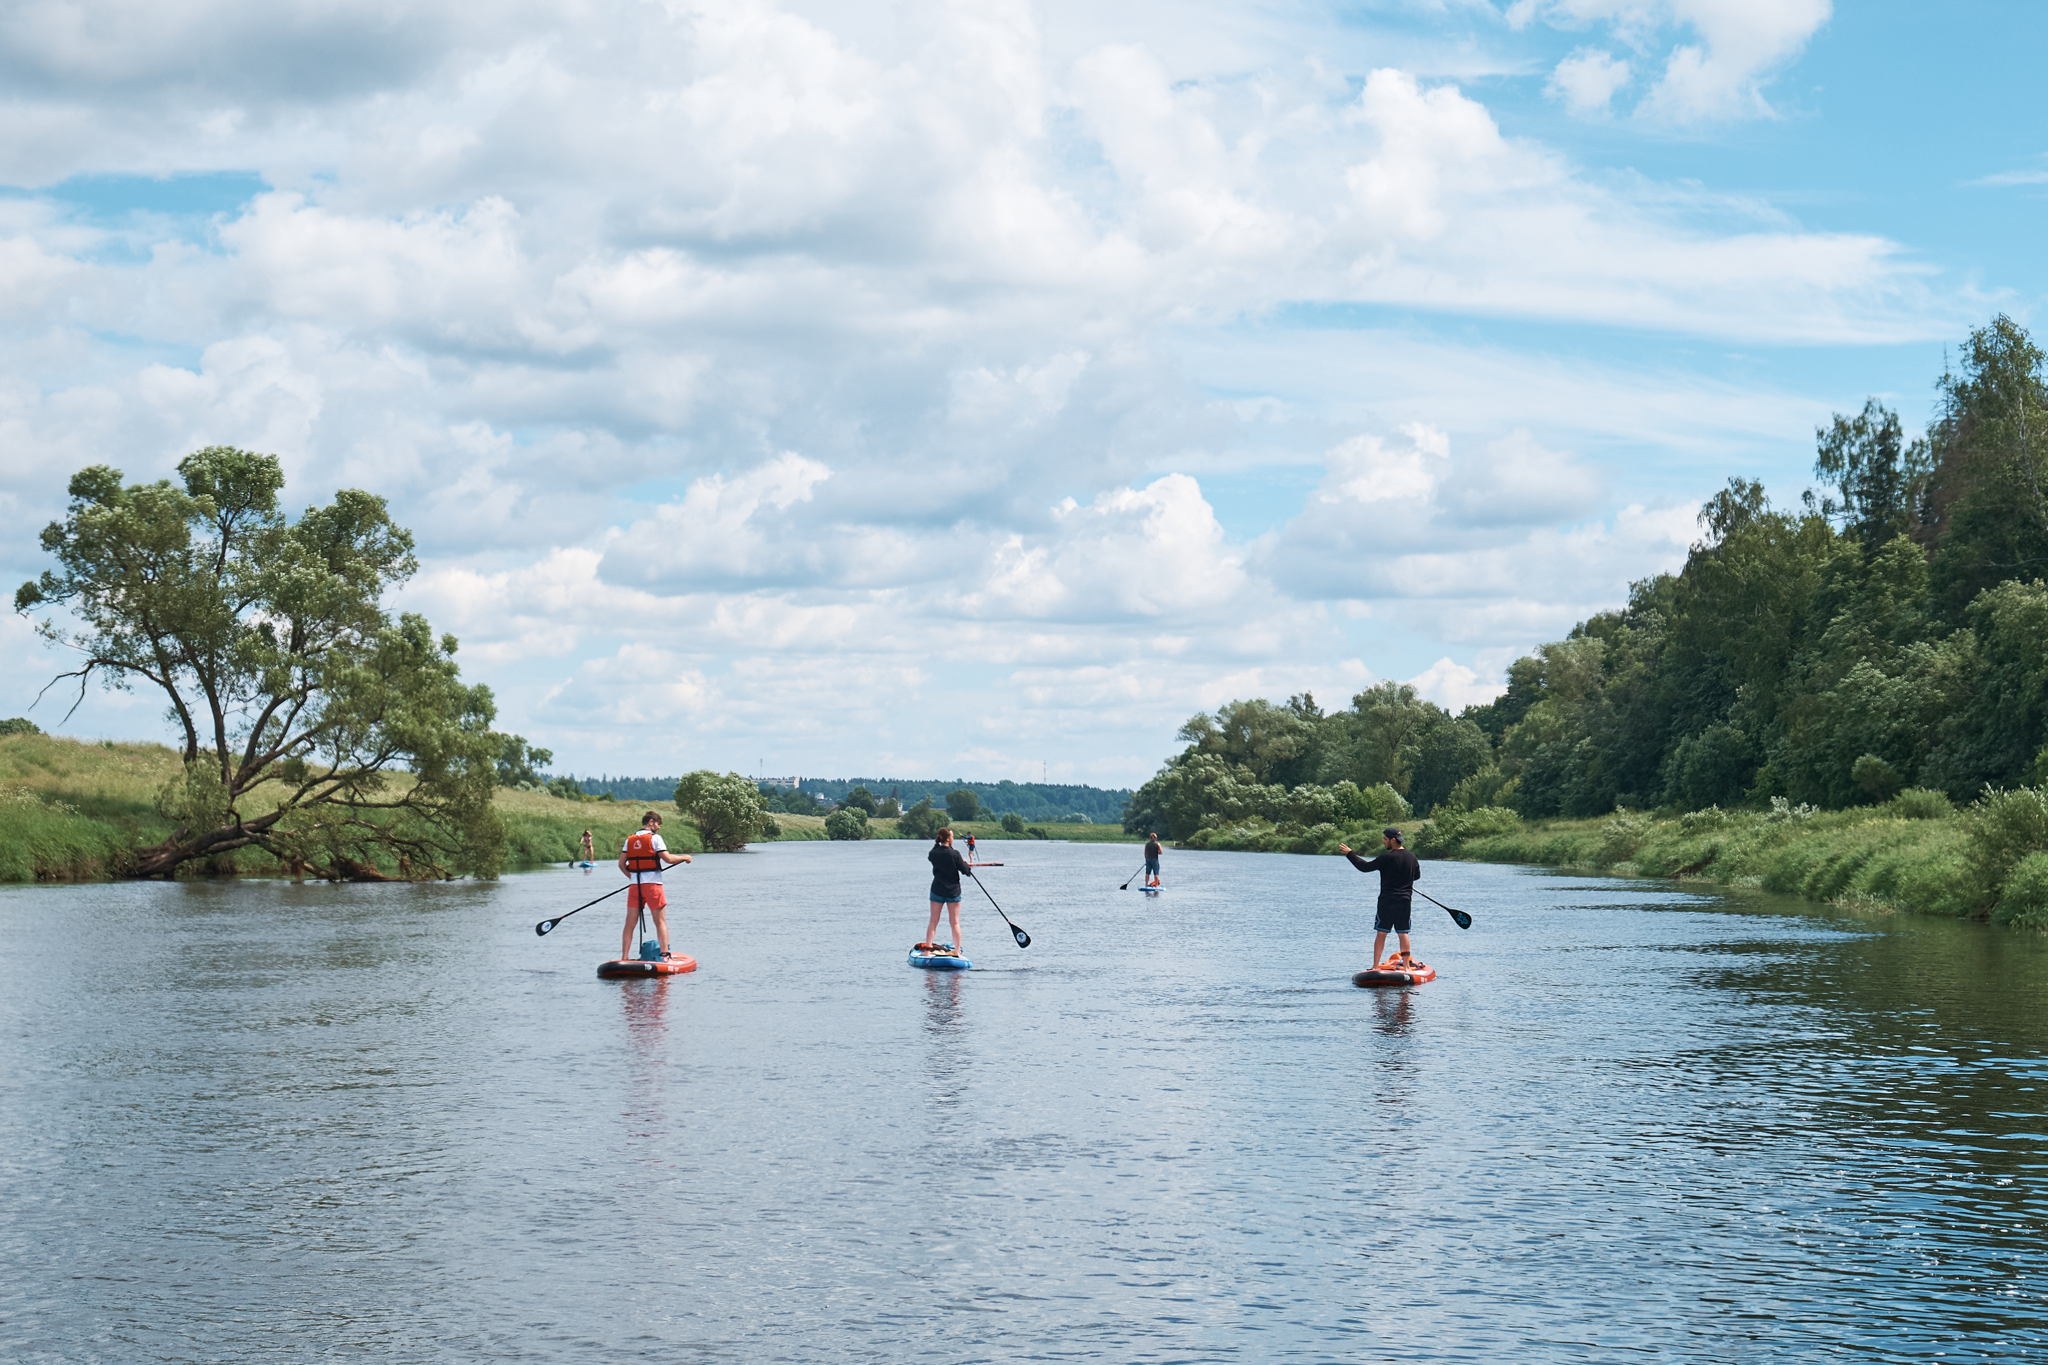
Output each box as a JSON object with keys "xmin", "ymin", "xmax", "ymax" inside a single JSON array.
[{"xmin": 555, "ymin": 773, "xmax": 1132, "ymax": 824}]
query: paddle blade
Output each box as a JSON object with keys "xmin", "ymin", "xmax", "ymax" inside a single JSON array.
[
  {"xmin": 1011, "ymin": 923, "xmax": 1031, "ymax": 948},
  {"xmin": 1446, "ymin": 907, "xmax": 1473, "ymax": 930},
  {"xmin": 536, "ymin": 918, "xmax": 560, "ymax": 937}
]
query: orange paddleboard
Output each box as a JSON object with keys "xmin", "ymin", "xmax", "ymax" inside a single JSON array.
[{"xmin": 597, "ymin": 955, "xmax": 698, "ymax": 978}]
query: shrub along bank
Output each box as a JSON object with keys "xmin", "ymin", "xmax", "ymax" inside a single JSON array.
[{"xmin": 1416, "ymin": 789, "xmax": 2048, "ymax": 931}]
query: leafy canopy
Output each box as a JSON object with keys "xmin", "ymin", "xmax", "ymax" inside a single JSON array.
[{"xmin": 16, "ymin": 448, "xmax": 512, "ymax": 879}]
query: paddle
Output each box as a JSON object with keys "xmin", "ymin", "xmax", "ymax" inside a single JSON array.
[
  {"xmin": 1119, "ymin": 863, "xmax": 1146, "ymax": 890},
  {"xmin": 1415, "ymin": 888, "xmax": 1474, "ymax": 930},
  {"xmin": 535, "ymin": 881, "xmax": 629, "ymax": 936},
  {"xmin": 970, "ymin": 872, "xmax": 1031, "ymax": 948}
]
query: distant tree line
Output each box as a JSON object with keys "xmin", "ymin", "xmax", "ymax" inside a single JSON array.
[
  {"xmin": 799, "ymin": 777, "xmax": 1131, "ymax": 824},
  {"xmin": 545, "ymin": 774, "xmax": 1134, "ymax": 824},
  {"xmin": 1129, "ymin": 316, "xmax": 2048, "ymax": 840}
]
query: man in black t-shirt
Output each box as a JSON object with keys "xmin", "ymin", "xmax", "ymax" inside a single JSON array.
[{"xmin": 1339, "ymin": 827, "xmax": 1421, "ymax": 967}]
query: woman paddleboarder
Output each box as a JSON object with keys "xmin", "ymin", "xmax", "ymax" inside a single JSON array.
[{"xmin": 920, "ymin": 827, "xmax": 975, "ymax": 955}]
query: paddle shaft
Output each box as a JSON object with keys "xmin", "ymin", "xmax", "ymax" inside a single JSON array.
[
  {"xmin": 969, "ymin": 872, "xmax": 1031, "ymax": 948},
  {"xmin": 1119, "ymin": 863, "xmax": 1146, "ymax": 890},
  {"xmin": 535, "ymin": 881, "xmax": 629, "ymax": 936},
  {"xmin": 1414, "ymin": 887, "xmax": 1474, "ymax": 929}
]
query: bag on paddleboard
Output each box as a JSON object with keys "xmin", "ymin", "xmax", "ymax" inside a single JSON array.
[{"xmin": 639, "ymin": 938, "xmax": 663, "ymax": 961}]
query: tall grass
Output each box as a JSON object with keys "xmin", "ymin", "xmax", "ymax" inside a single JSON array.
[
  {"xmin": 0, "ymin": 734, "xmax": 838, "ymax": 882},
  {"xmin": 1430, "ymin": 791, "xmax": 2045, "ymax": 928}
]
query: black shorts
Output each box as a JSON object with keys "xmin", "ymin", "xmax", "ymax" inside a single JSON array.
[{"xmin": 1374, "ymin": 895, "xmax": 1413, "ymax": 934}]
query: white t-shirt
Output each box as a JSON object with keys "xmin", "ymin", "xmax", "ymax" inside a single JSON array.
[{"xmin": 622, "ymin": 831, "xmax": 668, "ymax": 884}]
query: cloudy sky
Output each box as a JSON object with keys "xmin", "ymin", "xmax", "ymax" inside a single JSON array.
[{"xmin": 1, "ymin": 0, "xmax": 2042, "ymax": 785}]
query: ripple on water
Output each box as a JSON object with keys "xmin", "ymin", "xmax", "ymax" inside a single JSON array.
[{"xmin": 0, "ymin": 850, "xmax": 2042, "ymax": 1362}]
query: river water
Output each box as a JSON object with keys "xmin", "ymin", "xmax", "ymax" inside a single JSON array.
[{"xmin": 1, "ymin": 841, "xmax": 2042, "ymax": 1363}]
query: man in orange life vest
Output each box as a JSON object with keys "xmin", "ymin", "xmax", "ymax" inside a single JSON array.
[{"xmin": 618, "ymin": 811, "xmax": 692, "ymax": 961}]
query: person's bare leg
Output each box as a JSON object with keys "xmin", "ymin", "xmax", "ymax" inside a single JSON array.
[
  {"xmin": 653, "ymin": 903, "xmax": 671, "ymax": 957},
  {"xmin": 1396, "ymin": 931, "xmax": 1412, "ymax": 963},
  {"xmin": 924, "ymin": 902, "xmax": 943, "ymax": 948},
  {"xmin": 621, "ymin": 901, "xmax": 637, "ymax": 961},
  {"xmin": 1372, "ymin": 930, "xmax": 1387, "ymax": 965},
  {"xmin": 948, "ymin": 904, "xmax": 963, "ymax": 954}
]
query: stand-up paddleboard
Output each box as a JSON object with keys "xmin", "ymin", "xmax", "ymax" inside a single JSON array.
[
  {"xmin": 1141, "ymin": 885, "xmax": 1163, "ymax": 894},
  {"xmin": 909, "ymin": 943, "xmax": 971, "ymax": 971},
  {"xmin": 576, "ymin": 860, "xmax": 594, "ymax": 869},
  {"xmin": 1352, "ymin": 956, "xmax": 1435, "ymax": 987},
  {"xmin": 598, "ymin": 954, "xmax": 698, "ymax": 978}
]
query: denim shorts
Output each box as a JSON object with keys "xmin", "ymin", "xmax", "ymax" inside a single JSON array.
[{"xmin": 930, "ymin": 892, "xmax": 962, "ymax": 905}]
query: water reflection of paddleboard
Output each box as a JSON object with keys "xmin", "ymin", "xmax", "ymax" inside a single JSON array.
[
  {"xmin": 1352, "ymin": 956, "xmax": 1435, "ymax": 987},
  {"xmin": 909, "ymin": 944, "xmax": 971, "ymax": 971}
]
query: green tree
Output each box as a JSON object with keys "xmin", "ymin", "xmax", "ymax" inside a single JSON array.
[
  {"xmin": 674, "ymin": 770, "xmax": 766, "ymax": 851},
  {"xmin": 0, "ymin": 717, "xmax": 41, "ymax": 736},
  {"xmin": 1812, "ymin": 400, "xmax": 1930, "ymax": 556},
  {"xmin": 898, "ymin": 796, "xmax": 945, "ymax": 839},
  {"xmin": 824, "ymin": 806, "xmax": 872, "ymax": 840},
  {"xmin": 1181, "ymin": 694, "xmax": 1323, "ymax": 788},
  {"xmin": 496, "ymin": 734, "xmax": 555, "ymax": 788},
  {"xmin": 1000, "ymin": 812, "xmax": 1026, "ymax": 834},
  {"xmin": 15, "ymin": 449, "xmax": 507, "ymax": 880},
  {"xmin": 1924, "ymin": 317, "xmax": 2048, "ymax": 615},
  {"xmin": 945, "ymin": 787, "xmax": 981, "ymax": 821},
  {"xmin": 840, "ymin": 784, "xmax": 878, "ymax": 815}
]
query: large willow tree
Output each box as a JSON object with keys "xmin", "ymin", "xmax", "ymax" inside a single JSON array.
[{"xmin": 16, "ymin": 447, "xmax": 509, "ymax": 880}]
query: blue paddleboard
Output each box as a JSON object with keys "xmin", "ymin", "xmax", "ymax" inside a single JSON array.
[{"xmin": 909, "ymin": 944, "xmax": 972, "ymax": 970}]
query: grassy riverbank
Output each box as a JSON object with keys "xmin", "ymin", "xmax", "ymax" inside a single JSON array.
[
  {"xmin": 1421, "ymin": 794, "xmax": 2048, "ymax": 931},
  {"xmin": 0, "ymin": 733, "xmax": 1138, "ymax": 882}
]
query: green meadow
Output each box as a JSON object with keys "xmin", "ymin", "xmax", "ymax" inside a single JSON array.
[{"xmin": 0, "ymin": 733, "xmax": 1137, "ymax": 883}]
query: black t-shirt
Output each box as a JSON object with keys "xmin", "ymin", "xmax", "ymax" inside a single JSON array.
[
  {"xmin": 1346, "ymin": 848, "xmax": 1420, "ymax": 896},
  {"xmin": 928, "ymin": 843, "xmax": 972, "ymax": 897},
  {"xmin": 1144, "ymin": 839, "xmax": 1161, "ymax": 860}
]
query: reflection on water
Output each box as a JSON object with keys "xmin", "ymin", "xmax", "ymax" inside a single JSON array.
[
  {"xmin": 618, "ymin": 974, "xmax": 673, "ymax": 1045},
  {"xmin": 0, "ymin": 844, "xmax": 2043, "ymax": 1363},
  {"xmin": 1368, "ymin": 983, "xmax": 1418, "ymax": 1038}
]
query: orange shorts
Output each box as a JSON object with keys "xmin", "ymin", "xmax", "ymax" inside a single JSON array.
[{"xmin": 626, "ymin": 883, "xmax": 668, "ymax": 913}]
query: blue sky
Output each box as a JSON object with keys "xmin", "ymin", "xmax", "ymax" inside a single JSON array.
[{"xmin": 0, "ymin": 0, "xmax": 2042, "ymax": 785}]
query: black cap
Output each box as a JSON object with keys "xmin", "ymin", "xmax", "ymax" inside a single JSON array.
[{"xmin": 1383, "ymin": 827, "xmax": 1402, "ymax": 840}]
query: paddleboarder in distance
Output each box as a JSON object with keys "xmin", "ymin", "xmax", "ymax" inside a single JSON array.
[
  {"xmin": 1339, "ymin": 828, "xmax": 1421, "ymax": 968},
  {"xmin": 965, "ymin": 831, "xmax": 977, "ymax": 860},
  {"xmin": 579, "ymin": 829, "xmax": 594, "ymax": 864},
  {"xmin": 1143, "ymin": 832, "xmax": 1163, "ymax": 887},
  {"xmin": 921, "ymin": 827, "xmax": 974, "ymax": 956},
  {"xmin": 618, "ymin": 812, "xmax": 691, "ymax": 962}
]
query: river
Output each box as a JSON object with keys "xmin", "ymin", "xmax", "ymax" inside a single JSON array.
[{"xmin": 1, "ymin": 841, "xmax": 2042, "ymax": 1362}]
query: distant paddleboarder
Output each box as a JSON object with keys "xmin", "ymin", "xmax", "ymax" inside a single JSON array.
[
  {"xmin": 921, "ymin": 828, "xmax": 974, "ymax": 955},
  {"xmin": 1143, "ymin": 832, "xmax": 1163, "ymax": 887},
  {"xmin": 579, "ymin": 828, "xmax": 595, "ymax": 864},
  {"xmin": 965, "ymin": 832, "xmax": 977, "ymax": 859},
  {"xmin": 1339, "ymin": 828, "xmax": 1421, "ymax": 968},
  {"xmin": 618, "ymin": 811, "xmax": 691, "ymax": 962}
]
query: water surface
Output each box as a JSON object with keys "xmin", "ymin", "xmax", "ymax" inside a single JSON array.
[{"xmin": 1, "ymin": 843, "xmax": 2042, "ymax": 1362}]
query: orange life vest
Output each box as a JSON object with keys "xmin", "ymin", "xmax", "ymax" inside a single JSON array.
[{"xmin": 622, "ymin": 829, "xmax": 664, "ymax": 874}]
